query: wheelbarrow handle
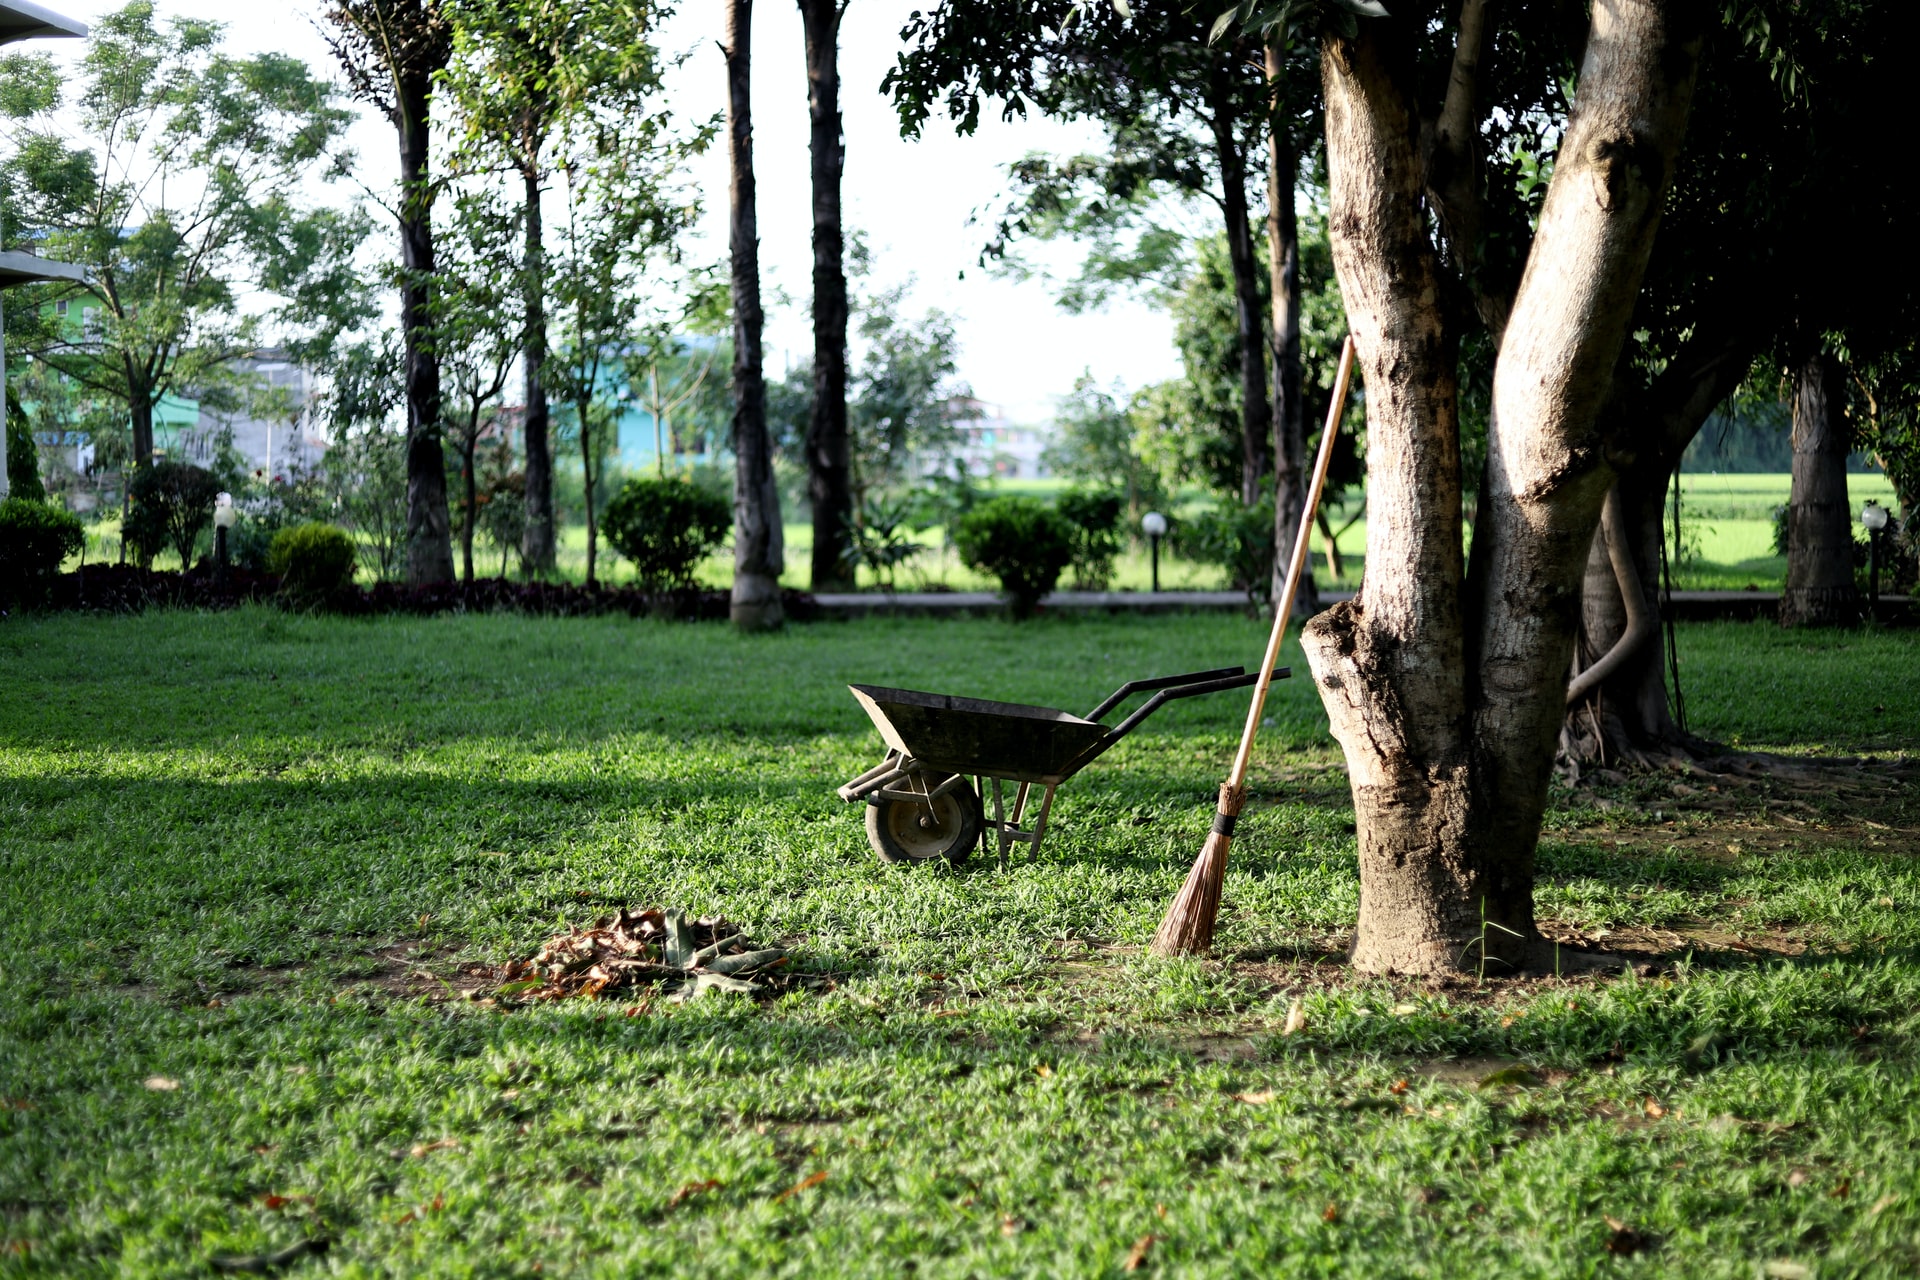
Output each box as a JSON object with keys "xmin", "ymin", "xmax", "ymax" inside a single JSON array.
[
  {"xmin": 1069, "ymin": 666, "xmax": 1291, "ymax": 774},
  {"xmin": 1084, "ymin": 666, "xmax": 1246, "ymax": 722}
]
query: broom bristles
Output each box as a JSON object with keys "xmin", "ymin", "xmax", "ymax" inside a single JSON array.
[{"xmin": 1151, "ymin": 784, "xmax": 1243, "ymax": 956}]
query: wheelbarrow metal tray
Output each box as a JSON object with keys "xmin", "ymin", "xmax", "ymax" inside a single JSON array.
[{"xmin": 848, "ymin": 684, "xmax": 1107, "ymax": 784}]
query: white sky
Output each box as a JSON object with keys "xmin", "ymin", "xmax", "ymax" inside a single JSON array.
[{"xmin": 37, "ymin": 0, "xmax": 1182, "ymax": 423}]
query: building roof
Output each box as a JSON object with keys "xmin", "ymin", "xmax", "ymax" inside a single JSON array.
[
  {"xmin": 0, "ymin": 249, "xmax": 88, "ymax": 290},
  {"xmin": 0, "ymin": 0, "xmax": 85, "ymax": 43}
]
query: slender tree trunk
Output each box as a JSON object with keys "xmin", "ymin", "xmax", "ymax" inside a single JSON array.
[
  {"xmin": 397, "ymin": 65, "xmax": 454, "ymax": 585},
  {"xmin": 1565, "ymin": 330, "xmax": 1753, "ymax": 766},
  {"xmin": 130, "ymin": 394, "xmax": 155, "ymax": 471},
  {"xmin": 1301, "ymin": 2, "xmax": 1703, "ymax": 976},
  {"xmin": 579, "ymin": 395, "xmax": 598, "ymax": 588},
  {"xmin": 725, "ymin": 0, "xmax": 784, "ymax": 629},
  {"xmin": 1209, "ymin": 65, "xmax": 1272, "ymax": 508},
  {"xmin": 800, "ymin": 0, "xmax": 853, "ymax": 591},
  {"xmin": 1264, "ymin": 50, "xmax": 1312, "ymax": 607},
  {"xmin": 1780, "ymin": 351, "xmax": 1859, "ymax": 627},
  {"xmin": 460, "ymin": 426, "xmax": 477, "ymax": 584},
  {"xmin": 520, "ymin": 164, "xmax": 556, "ymax": 576}
]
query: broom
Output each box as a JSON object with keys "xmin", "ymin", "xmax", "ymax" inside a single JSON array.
[{"xmin": 1151, "ymin": 334, "xmax": 1357, "ymax": 957}]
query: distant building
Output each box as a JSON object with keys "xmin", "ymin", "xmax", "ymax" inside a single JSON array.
[
  {"xmin": 172, "ymin": 352, "xmax": 327, "ymax": 479},
  {"xmin": 939, "ymin": 397, "xmax": 1052, "ymax": 481}
]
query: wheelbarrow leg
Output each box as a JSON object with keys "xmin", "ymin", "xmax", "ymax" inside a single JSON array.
[{"xmin": 1026, "ymin": 784, "xmax": 1057, "ymax": 859}]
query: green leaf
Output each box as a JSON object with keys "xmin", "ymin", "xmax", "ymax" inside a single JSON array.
[
  {"xmin": 1326, "ymin": 0, "xmax": 1391, "ymax": 15},
  {"xmin": 1209, "ymin": 7, "xmax": 1243, "ymax": 44}
]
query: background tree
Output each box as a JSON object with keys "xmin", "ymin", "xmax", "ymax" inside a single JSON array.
[
  {"xmin": 0, "ymin": 3, "xmax": 357, "ymax": 472},
  {"xmin": 323, "ymin": 0, "xmax": 456, "ymax": 584},
  {"xmin": 890, "ymin": 2, "xmax": 1279, "ymax": 507},
  {"xmin": 442, "ymin": 0, "xmax": 674, "ymax": 576},
  {"xmin": 799, "ymin": 0, "xmax": 852, "ymax": 591},
  {"xmin": 433, "ymin": 187, "xmax": 519, "ymax": 583},
  {"xmin": 724, "ymin": 0, "xmax": 783, "ymax": 627}
]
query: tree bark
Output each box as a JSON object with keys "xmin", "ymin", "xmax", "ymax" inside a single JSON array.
[
  {"xmin": 578, "ymin": 392, "xmax": 599, "ymax": 588},
  {"xmin": 397, "ymin": 58, "xmax": 454, "ymax": 585},
  {"xmin": 1265, "ymin": 44, "xmax": 1312, "ymax": 608},
  {"xmin": 1780, "ymin": 351, "xmax": 1859, "ymax": 627},
  {"xmin": 1301, "ymin": 1, "xmax": 1704, "ymax": 977},
  {"xmin": 520, "ymin": 164, "xmax": 556, "ymax": 576},
  {"xmin": 458, "ymin": 402, "xmax": 482, "ymax": 584},
  {"xmin": 130, "ymin": 390, "xmax": 155, "ymax": 470},
  {"xmin": 1565, "ymin": 327, "xmax": 1753, "ymax": 766},
  {"xmin": 1208, "ymin": 63, "xmax": 1272, "ymax": 507},
  {"xmin": 800, "ymin": 0, "xmax": 852, "ymax": 591},
  {"xmin": 728, "ymin": 0, "xmax": 785, "ymax": 630}
]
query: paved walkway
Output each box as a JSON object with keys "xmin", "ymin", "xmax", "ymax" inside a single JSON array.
[{"xmin": 811, "ymin": 588, "xmax": 1912, "ymax": 619}]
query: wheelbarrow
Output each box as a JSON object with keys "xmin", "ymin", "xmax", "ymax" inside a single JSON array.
[{"xmin": 836, "ymin": 666, "xmax": 1288, "ymax": 866}]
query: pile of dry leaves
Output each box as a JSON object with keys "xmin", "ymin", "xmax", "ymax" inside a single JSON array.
[{"xmin": 494, "ymin": 907, "xmax": 810, "ymax": 1003}]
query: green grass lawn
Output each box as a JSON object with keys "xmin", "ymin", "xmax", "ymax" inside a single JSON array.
[{"xmin": 3, "ymin": 612, "xmax": 1918, "ymax": 1277}]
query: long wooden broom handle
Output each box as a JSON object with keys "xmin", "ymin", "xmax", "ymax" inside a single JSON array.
[{"xmin": 1227, "ymin": 334, "xmax": 1357, "ymax": 789}]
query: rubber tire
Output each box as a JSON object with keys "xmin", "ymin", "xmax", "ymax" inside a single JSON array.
[{"xmin": 865, "ymin": 775, "xmax": 984, "ymax": 866}]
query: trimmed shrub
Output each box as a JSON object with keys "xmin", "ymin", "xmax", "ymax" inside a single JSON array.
[
  {"xmin": 126, "ymin": 461, "xmax": 221, "ymax": 568},
  {"xmin": 1056, "ymin": 488, "xmax": 1124, "ymax": 590},
  {"xmin": 1178, "ymin": 496, "xmax": 1276, "ymax": 604},
  {"xmin": 602, "ymin": 476, "xmax": 731, "ymax": 591},
  {"xmin": 0, "ymin": 497, "xmax": 84, "ymax": 607},
  {"xmin": 953, "ymin": 496, "xmax": 1073, "ymax": 619},
  {"xmin": 268, "ymin": 523, "xmax": 359, "ymax": 599}
]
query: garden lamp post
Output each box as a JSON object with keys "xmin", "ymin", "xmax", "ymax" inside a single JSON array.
[
  {"xmin": 1142, "ymin": 511, "xmax": 1167, "ymax": 593},
  {"xmin": 213, "ymin": 491, "xmax": 235, "ymax": 581},
  {"xmin": 1861, "ymin": 500, "xmax": 1889, "ymax": 618}
]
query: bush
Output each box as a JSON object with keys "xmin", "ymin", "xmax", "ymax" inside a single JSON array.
[
  {"xmin": 0, "ymin": 497, "xmax": 84, "ymax": 607},
  {"xmin": 953, "ymin": 496, "xmax": 1074, "ymax": 619},
  {"xmin": 1178, "ymin": 496, "xmax": 1276, "ymax": 604},
  {"xmin": 6, "ymin": 387, "xmax": 45, "ymax": 503},
  {"xmin": 126, "ymin": 461, "xmax": 221, "ymax": 568},
  {"xmin": 1056, "ymin": 488, "xmax": 1124, "ymax": 590},
  {"xmin": 268, "ymin": 523, "xmax": 359, "ymax": 599},
  {"xmin": 601, "ymin": 476, "xmax": 731, "ymax": 591}
]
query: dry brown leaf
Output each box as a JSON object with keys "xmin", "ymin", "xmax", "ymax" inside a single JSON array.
[
  {"xmin": 142, "ymin": 1077, "xmax": 179, "ymax": 1092},
  {"xmin": 1231, "ymin": 1090, "xmax": 1276, "ymax": 1105},
  {"xmin": 1000, "ymin": 1215, "xmax": 1025, "ymax": 1237},
  {"xmin": 667, "ymin": 1179, "xmax": 722, "ymax": 1209},
  {"xmin": 1122, "ymin": 1234, "xmax": 1156, "ymax": 1271},
  {"xmin": 1830, "ymin": 1177, "xmax": 1852, "ymax": 1199},
  {"xmin": 1870, "ymin": 1193, "xmax": 1899, "ymax": 1214},
  {"xmin": 1322, "ymin": 1202, "xmax": 1339, "ymax": 1223},
  {"xmin": 773, "ymin": 1170, "xmax": 827, "ymax": 1203},
  {"xmin": 1389, "ymin": 1080, "xmax": 1409, "ymax": 1096},
  {"xmin": 1035, "ymin": 1064, "xmax": 1054, "ymax": 1078},
  {"xmin": 1642, "ymin": 1098, "xmax": 1668, "ymax": 1119},
  {"xmin": 1282, "ymin": 999, "xmax": 1307, "ymax": 1036},
  {"xmin": 1762, "ymin": 1262, "xmax": 1812, "ymax": 1280},
  {"xmin": 1786, "ymin": 1169, "xmax": 1811, "ymax": 1188},
  {"xmin": 408, "ymin": 1138, "xmax": 460, "ymax": 1158}
]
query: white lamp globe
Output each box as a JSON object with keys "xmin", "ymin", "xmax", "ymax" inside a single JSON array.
[
  {"xmin": 213, "ymin": 492, "xmax": 236, "ymax": 530},
  {"xmin": 1861, "ymin": 501, "xmax": 1889, "ymax": 532},
  {"xmin": 1141, "ymin": 511, "xmax": 1168, "ymax": 538}
]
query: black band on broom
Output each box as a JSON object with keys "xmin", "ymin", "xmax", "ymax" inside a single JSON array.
[{"xmin": 1151, "ymin": 334, "xmax": 1357, "ymax": 957}]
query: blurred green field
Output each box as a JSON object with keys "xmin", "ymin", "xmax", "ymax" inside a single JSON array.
[{"xmin": 59, "ymin": 472, "xmax": 1901, "ymax": 596}]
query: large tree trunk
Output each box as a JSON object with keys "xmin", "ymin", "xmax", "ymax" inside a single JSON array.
[
  {"xmin": 1780, "ymin": 351, "xmax": 1859, "ymax": 627},
  {"xmin": 1264, "ymin": 47, "xmax": 1312, "ymax": 608},
  {"xmin": 800, "ymin": 0, "xmax": 853, "ymax": 592},
  {"xmin": 1301, "ymin": 2, "xmax": 1703, "ymax": 977},
  {"xmin": 397, "ymin": 63, "xmax": 454, "ymax": 585},
  {"xmin": 1564, "ymin": 328, "xmax": 1754, "ymax": 767},
  {"xmin": 727, "ymin": 0, "xmax": 784, "ymax": 630},
  {"xmin": 1208, "ymin": 65, "xmax": 1272, "ymax": 508},
  {"xmin": 519, "ymin": 164, "xmax": 556, "ymax": 576}
]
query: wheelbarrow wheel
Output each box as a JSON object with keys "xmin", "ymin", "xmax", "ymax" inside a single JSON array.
[{"xmin": 865, "ymin": 775, "xmax": 983, "ymax": 866}]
